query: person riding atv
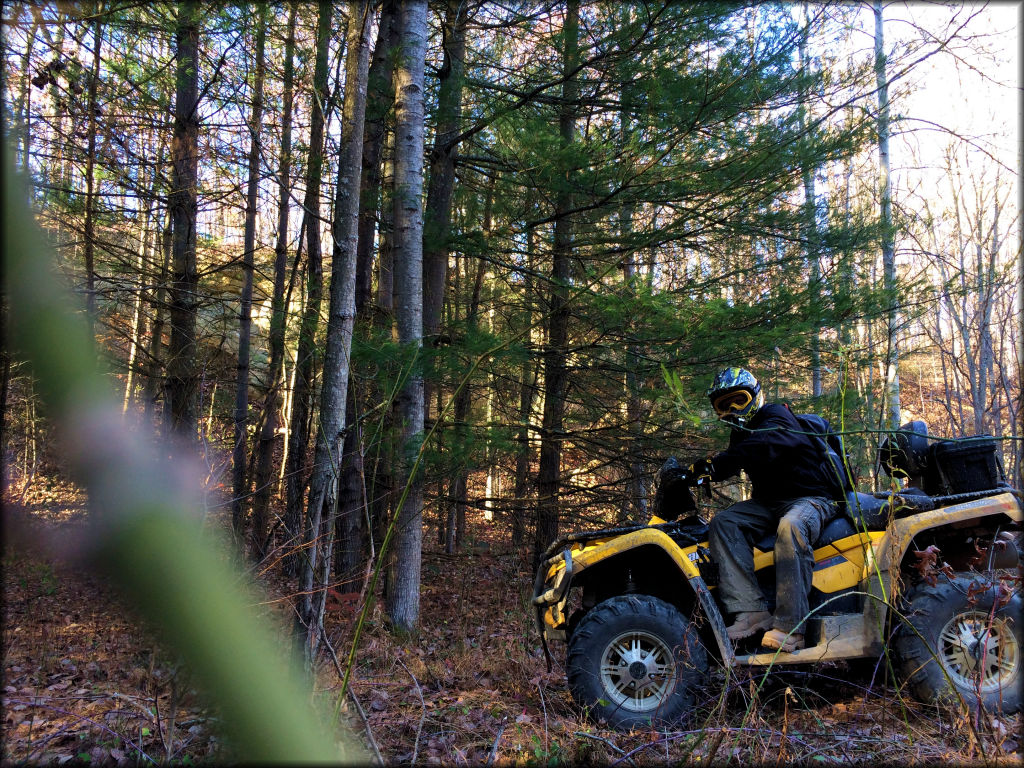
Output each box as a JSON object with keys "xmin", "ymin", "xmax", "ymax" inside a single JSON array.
[
  {"xmin": 698, "ymin": 367, "xmax": 844, "ymax": 652},
  {"xmin": 532, "ymin": 377, "xmax": 1023, "ymax": 730}
]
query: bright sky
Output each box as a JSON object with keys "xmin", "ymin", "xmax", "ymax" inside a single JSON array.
[{"xmin": 883, "ymin": 3, "xmax": 1020, "ymax": 195}]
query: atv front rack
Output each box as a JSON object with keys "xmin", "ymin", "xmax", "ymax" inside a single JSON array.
[{"xmin": 537, "ymin": 515, "xmax": 709, "ymax": 563}]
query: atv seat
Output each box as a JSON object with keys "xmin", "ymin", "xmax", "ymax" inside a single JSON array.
[
  {"xmin": 753, "ymin": 489, "xmax": 933, "ymax": 551},
  {"xmin": 844, "ymin": 489, "xmax": 932, "ymax": 529}
]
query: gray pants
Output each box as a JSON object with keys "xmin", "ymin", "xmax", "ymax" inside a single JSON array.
[{"xmin": 708, "ymin": 497, "xmax": 834, "ymax": 634}]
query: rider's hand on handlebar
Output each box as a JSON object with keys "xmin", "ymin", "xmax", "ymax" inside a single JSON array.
[
  {"xmin": 658, "ymin": 456, "xmax": 692, "ymax": 487},
  {"xmin": 688, "ymin": 457, "xmax": 714, "ymax": 481}
]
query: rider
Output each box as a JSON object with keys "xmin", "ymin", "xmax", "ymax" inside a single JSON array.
[{"xmin": 695, "ymin": 367, "xmax": 841, "ymax": 652}]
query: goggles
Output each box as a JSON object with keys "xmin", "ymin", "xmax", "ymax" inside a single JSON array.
[{"xmin": 711, "ymin": 389, "xmax": 754, "ymax": 417}]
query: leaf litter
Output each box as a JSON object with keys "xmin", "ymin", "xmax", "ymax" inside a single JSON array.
[{"xmin": 4, "ymin": 481, "xmax": 1021, "ymax": 765}]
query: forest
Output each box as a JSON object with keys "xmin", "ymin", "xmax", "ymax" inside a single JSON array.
[{"xmin": 2, "ymin": 0, "xmax": 1021, "ymax": 764}]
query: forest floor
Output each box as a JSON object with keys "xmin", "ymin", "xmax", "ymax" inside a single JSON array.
[{"xmin": 3, "ymin": 477, "xmax": 1022, "ymax": 765}]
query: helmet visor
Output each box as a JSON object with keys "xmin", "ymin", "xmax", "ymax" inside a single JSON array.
[{"xmin": 711, "ymin": 389, "xmax": 753, "ymax": 417}]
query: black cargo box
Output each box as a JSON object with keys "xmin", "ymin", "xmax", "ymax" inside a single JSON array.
[{"xmin": 925, "ymin": 436, "xmax": 1002, "ymax": 496}]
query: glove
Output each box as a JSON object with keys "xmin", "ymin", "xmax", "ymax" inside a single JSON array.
[
  {"xmin": 688, "ymin": 457, "xmax": 714, "ymax": 480},
  {"xmin": 657, "ymin": 456, "xmax": 691, "ymax": 487}
]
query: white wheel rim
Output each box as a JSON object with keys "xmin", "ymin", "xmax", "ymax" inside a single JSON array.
[
  {"xmin": 937, "ymin": 610, "xmax": 1019, "ymax": 694},
  {"xmin": 599, "ymin": 630, "xmax": 675, "ymax": 713}
]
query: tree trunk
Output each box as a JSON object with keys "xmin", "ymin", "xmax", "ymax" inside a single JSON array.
[
  {"xmin": 535, "ymin": 0, "xmax": 578, "ymax": 566},
  {"xmin": 423, "ymin": 0, "xmax": 469, "ymax": 401},
  {"xmin": 377, "ymin": 128, "xmax": 396, "ymax": 311},
  {"xmin": 300, "ymin": 0, "xmax": 373, "ymax": 666},
  {"xmin": 13, "ymin": 6, "xmax": 40, "ymax": 172},
  {"xmin": 335, "ymin": 0, "xmax": 399, "ymax": 589},
  {"xmin": 617, "ymin": 80, "xmax": 645, "ymax": 524},
  {"xmin": 122, "ymin": 115, "xmax": 163, "ymax": 415},
  {"xmin": 873, "ymin": 0, "xmax": 900, "ymax": 430},
  {"xmin": 423, "ymin": 0, "xmax": 469, "ymax": 539},
  {"xmin": 81, "ymin": 15, "xmax": 103, "ymax": 341},
  {"xmin": 251, "ymin": 0, "xmax": 298, "ymax": 556},
  {"xmin": 448, "ymin": 234, "xmax": 488, "ymax": 553},
  {"xmin": 799, "ymin": 10, "xmax": 822, "ymax": 398},
  {"xmin": 143, "ymin": 215, "xmax": 171, "ymax": 423},
  {"xmin": 356, "ymin": 0, "xmax": 397, "ymax": 311},
  {"xmin": 282, "ymin": 0, "xmax": 330, "ymax": 570},
  {"xmin": 231, "ymin": 3, "xmax": 267, "ymax": 545},
  {"xmin": 386, "ymin": 0, "xmax": 428, "ymax": 634},
  {"xmin": 166, "ymin": 0, "xmax": 201, "ymax": 441},
  {"xmin": 512, "ymin": 221, "xmax": 538, "ymax": 548}
]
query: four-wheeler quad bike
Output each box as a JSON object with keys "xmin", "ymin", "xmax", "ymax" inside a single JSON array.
[{"xmin": 532, "ymin": 422, "xmax": 1023, "ymax": 730}]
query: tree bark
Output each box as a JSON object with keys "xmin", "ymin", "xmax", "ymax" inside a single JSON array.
[
  {"xmin": 300, "ymin": 0, "xmax": 373, "ymax": 666},
  {"xmin": 874, "ymin": 0, "xmax": 900, "ymax": 430},
  {"xmin": 143, "ymin": 215, "xmax": 171, "ymax": 423},
  {"xmin": 334, "ymin": 0, "xmax": 399, "ymax": 588},
  {"xmin": 232, "ymin": 3, "xmax": 267, "ymax": 546},
  {"xmin": 166, "ymin": 0, "xmax": 201, "ymax": 441},
  {"xmin": 251, "ymin": 0, "xmax": 298, "ymax": 556},
  {"xmin": 386, "ymin": 0, "xmax": 428, "ymax": 634},
  {"xmin": 423, "ymin": 0, "xmax": 469, "ymax": 363},
  {"xmin": 447, "ymin": 202, "xmax": 489, "ymax": 553},
  {"xmin": 423, "ymin": 0, "xmax": 470, "ymax": 540},
  {"xmin": 512, "ymin": 220, "xmax": 538, "ymax": 548},
  {"xmin": 81, "ymin": 15, "xmax": 103, "ymax": 341},
  {"xmin": 356, "ymin": 0, "xmax": 397, "ymax": 311},
  {"xmin": 282, "ymin": 0, "xmax": 330, "ymax": 570}
]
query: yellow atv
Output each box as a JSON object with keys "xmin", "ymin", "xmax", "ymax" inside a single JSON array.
[{"xmin": 532, "ymin": 424, "xmax": 1023, "ymax": 729}]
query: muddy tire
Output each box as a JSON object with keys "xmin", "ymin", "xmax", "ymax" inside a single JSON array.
[
  {"xmin": 895, "ymin": 574, "xmax": 1021, "ymax": 714},
  {"xmin": 567, "ymin": 595, "xmax": 708, "ymax": 730}
]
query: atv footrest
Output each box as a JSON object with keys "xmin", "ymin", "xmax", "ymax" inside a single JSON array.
[
  {"xmin": 807, "ymin": 612, "xmax": 862, "ymax": 647},
  {"xmin": 735, "ymin": 613, "xmax": 870, "ymax": 665}
]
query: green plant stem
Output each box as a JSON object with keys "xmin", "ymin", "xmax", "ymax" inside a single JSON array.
[{"xmin": 3, "ymin": 153, "xmax": 352, "ymax": 763}]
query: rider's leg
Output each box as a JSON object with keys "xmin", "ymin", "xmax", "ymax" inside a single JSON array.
[
  {"xmin": 709, "ymin": 499, "xmax": 776, "ymax": 638},
  {"xmin": 763, "ymin": 496, "xmax": 834, "ymax": 649}
]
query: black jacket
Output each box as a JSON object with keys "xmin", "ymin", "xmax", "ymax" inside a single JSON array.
[{"xmin": 710, "ymin": 403, "xmax": 838, "ymax": 502}]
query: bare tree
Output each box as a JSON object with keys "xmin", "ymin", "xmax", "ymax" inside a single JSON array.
[
  {"xmin": 386, "ymin": 0, "xmax": 428, "ymax": 633},
  {"xmin": 299, "ymin": 0, "xmax": 373, "ymax": 665}
]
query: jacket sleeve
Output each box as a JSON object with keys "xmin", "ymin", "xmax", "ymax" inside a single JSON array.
[{"xmin": 710, "ymin": 406, "xmax": 806, "ymax": 481}]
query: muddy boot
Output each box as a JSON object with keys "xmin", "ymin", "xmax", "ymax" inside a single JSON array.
[
  {"xmin": 725, "ymin": 610, "xmax": 773, "ymax": 640},
  {"xmin": 761, "ymin": 628, "xmax": 805, "ymax": 652}
]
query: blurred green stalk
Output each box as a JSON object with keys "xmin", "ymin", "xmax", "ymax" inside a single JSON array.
[{"xmin": 3, "ymin": 150, "xmax": 355, "ymax": 763}]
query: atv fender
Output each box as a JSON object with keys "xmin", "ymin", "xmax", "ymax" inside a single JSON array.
[
  {"xmin": 867, "ymin": 491, "xmax": 1022, "ymax": 589},
  {"xmin": 855, "ymin": 491, "xmax": 1023, "ymax": 648},
  {"xmin": 533, "ymin": 528, "xmax": 736, "ymax": 668}
]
